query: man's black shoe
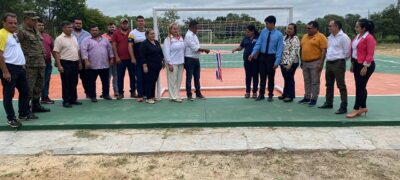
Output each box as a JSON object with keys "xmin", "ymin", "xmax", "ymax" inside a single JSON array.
[
  {"xmin": 91, "ymin": 98, "xmax": 98, "ymax": 102},
  {"xmin": 318, "ymin": 103, "xmax": 333, "ymax": 109},
  {"xmin": 18, "ymin": 113, "xmax": 38, "ymax": 121},
  {"xmin": 70, "ymin": 101, "xmax": 83, "ymax": 105},
  {"xmin": 267, "ymin": 97, "xmax": 273, "ymax": 102},
  {"xmin": 255, "ymin": 96, "xmax": 265, "ymax": 101},
  {"xmin": 63, "ymin": 103, "xmax": 72, "ymax": 108},
  {"xmin": 32, "ymin": 105, "xmax": 50, "ymax": 113},
  {"xmin": 335, "ymin": 108, "xmax": 348, "ymax": 114}
]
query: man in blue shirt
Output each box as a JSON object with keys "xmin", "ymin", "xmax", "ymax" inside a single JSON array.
[
  {"xmin": 72, "ymin": 17, "xmax": 91, "ymax": 98},
  {"xmin": 249, "ymin": 16, "xmax": 283, "ymax": 102}
]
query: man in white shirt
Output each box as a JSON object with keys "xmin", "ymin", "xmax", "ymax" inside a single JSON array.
[
  {"xmin": 318, "ymin": 20, "xmax": 351, "ymax": 114},
  {"xmin": 0, "ymin": 13, "xmax": 36, "ymax": 128},
  {"xmin": 184, "ymin": 20, "xmax": 210, "ymax": 101}
]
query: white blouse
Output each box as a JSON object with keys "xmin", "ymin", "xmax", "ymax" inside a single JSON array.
[{"xmin": 163, "ymin": 36, "xmax": 185, "ymax": 65}]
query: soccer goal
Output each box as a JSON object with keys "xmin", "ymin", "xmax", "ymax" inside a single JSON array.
[{"xmin": 153, "ymin": 6, "xmax": 293, "ymax": 98}]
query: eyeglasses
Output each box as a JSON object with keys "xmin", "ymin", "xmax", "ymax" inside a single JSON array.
[{"xmin": 12, "ymin": 34, "xmax": 20, "ymax": 43}]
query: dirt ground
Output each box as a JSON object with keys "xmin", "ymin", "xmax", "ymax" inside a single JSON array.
[
  {"xmin": 376, "ymin": 43, "xmax": 400, "ymax": 57},
  {"xmin": 0, "ymin": 150, "xmax": 399, "ymax": 180}
]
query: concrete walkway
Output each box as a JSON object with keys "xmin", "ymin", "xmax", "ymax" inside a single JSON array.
[{"xmin": 1, "ymin": 127, "xmax": 400, "ymax": 155}]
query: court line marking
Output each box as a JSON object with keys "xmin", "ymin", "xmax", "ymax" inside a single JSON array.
[{"xmin": 374, "ymin": 59, "xmax": 400, "ymax": 64}]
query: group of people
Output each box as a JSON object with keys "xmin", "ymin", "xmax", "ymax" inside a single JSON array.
[
  {"xmin": 0, "ymin": 11, "xmax": 376, "ymax": 129},
  {"xmin": 0, "ymin": 11, "xmax": 211, "ymax": 128},
  {"xmin": 233, "ymin": 16, "xmax": 376, "ymax": 119}
]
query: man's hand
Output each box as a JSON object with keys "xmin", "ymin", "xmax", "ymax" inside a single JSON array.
[
  {"xmin": 204, "ymin": 49, "xmax": 210, "ymax": 54},
  {"xmin": 58, "ymin": 66, "xmax": 64, "ymax": 73},
  {"xmin": 109, "ymin": 58, "xmax": 114, "ymax": 66},
  {"xmin": 2, "ymin": 71, "xmax": 11, "ymax": 82},
  {"xmin": 115, "ymin": 57, "xmax": 121, "ymax": 64},
  {"xmin": 168, "ymin": 64, "xmax": 174, "ymax": 72},
  {"xmin": 318, "ymin": 63, "xmax": 324, "ymax": 72},
  {"xmin": 350, "ymin": 64, "xmax": 354, "ymax": 73},
  {"xmin": 273, "ymin": 64, "xmax": 279, "ymax": 70},
  {"xmin": 131, "ymin": 57, "xmax": 136, "ymax": 65},
  {"xmin": 84, "ymin": 60, "xmax": 90, "ymax": 69},
  {"xmin": 248, "ymin": 54, "xmax": 254, "ymax": 61}
]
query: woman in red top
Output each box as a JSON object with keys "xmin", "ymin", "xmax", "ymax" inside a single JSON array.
[{"xmin": 347, "ymin": 19, "xmax": 376, "ymax": 118}]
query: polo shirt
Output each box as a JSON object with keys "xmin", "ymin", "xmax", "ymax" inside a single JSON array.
[
  {"xmin": 111, "ymin": 29, "xmax": 130, "ymax": 60},
  {"xmin": 0, "ymin": 28, "xmax": 26, "ymax": 65},
  {"xmin": 300, "ymin": 32, "xmax": 328, "ymax": 62},
  {"xmin": 53, "ymin": 33, "xmax": 80, "ymax": 61}
]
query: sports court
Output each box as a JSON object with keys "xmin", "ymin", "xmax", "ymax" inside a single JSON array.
[{"xmin": 1, "ymin": 47, "xmax": 399, "ymax": 130}]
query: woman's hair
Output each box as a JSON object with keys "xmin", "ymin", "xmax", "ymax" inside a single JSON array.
[
  {"xmin": 168, "ymin": 22, "xmax": 180, "ymax": 37},
  {"xmin": 145, "ymin": 28, "xmax": 154, "ymax": 38},
  {"xmin": 357, "ymin": 18, "xmax": 375, "ymax": 36},
  {"xmin": 285, "ymin": 23, "xmax": 297, "ymax": 40},
  {"xmin": 246, "ymin": 24, "xmax": 259, "ymax": 37}
]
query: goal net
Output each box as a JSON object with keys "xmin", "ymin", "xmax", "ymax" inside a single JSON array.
[{"xmin": 153, "ymin": 6, "xmax": 293, "ymax": 98}]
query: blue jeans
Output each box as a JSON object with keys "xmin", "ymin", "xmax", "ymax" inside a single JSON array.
[
  {"xmin": 135, "ymin": 58, "xmax": 144, "ymax": 97},
  {"xmin": 41, "ymin": 63, "xmax": 52, "ymax": 98},
  {"xmin": 109, "ymin": 64, "xmax": 118, "ymax": 95},
  {"xmin": 117, "ymin": 59, "xmax": 135, "ymax": 95}
]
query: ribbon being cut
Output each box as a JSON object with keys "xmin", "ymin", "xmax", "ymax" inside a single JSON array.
[{"xmin": 215, "ymin": 52, "xmax": 223, "ymax": 81}]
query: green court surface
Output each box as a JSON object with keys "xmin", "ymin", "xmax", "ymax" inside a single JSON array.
[{"xmin": 1, "ymin": 96, "xmax": 399, "ymax": 131}]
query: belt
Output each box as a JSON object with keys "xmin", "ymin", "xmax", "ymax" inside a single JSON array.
[{"xmin": 327, "ymin": 59, "xmax": 345, "ymax": 63}]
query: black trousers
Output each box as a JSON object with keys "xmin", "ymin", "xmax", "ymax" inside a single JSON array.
[
  {"xmin": 144, "ymin": 66, "xmax": 161, "ymax": 99},
  {"xmin": 280, "ymin": 63, "xmax": 299, "ymax": 99},
  {"xmin": 87, "ymin": 68, "xmax": 110, "ymax": 98},
  {"xmin": 79, "ymin": 63, "xmax": 89, "ymax": 95},
  {"xmin": 184, "ymin": 57, "xmax": 201, "ymax": 96},
  {"xmin": 258, "ymin": 54, "xmax": 276, "ymax": 97},
  {"xmin": 0, "ymin": 64, "xmax": 30, "ymax": 120},
  {"xmin": 60, "ymin": 60, "xmax": 79, "ymax": 104},
  {"xmin": 244, "ymin": 59, "xmax": 259, "ymax": 93},
  {"xmin": 353, "ymin": 61, "xmax": 375, "ymax": 110}
]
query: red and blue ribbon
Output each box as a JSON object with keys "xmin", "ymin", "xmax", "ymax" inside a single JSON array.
[{"xmin": 215, "ymin": 52, "xmax": 223, "ymax": 81}]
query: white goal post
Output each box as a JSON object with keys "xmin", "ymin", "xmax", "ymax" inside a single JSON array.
[
  {"xmin": 153, "ymin": 6, "xmax": 293, "ymax": 41},
  {"xmin": 152, "ymin": 6, "xmax": 293, "ymax": 99}
]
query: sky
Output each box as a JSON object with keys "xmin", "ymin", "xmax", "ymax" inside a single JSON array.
[{"xmin": 87, "ymin": 0, "xmax": 397, "ymax": 24}]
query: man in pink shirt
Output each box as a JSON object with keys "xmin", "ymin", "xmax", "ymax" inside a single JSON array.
[{"xmin": 37, "ymin": 19, "xmax": 55, "ymax": 104}]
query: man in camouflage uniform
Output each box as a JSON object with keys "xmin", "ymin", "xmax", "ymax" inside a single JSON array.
[{"xmin": 17, "ymin": 11, "xmax": 50, "ymax": 113}]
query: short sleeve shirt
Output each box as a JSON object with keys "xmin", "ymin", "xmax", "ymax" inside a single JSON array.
[
  {"xmin": 53, "ymin": 33, "xmax": 80, "ymax": 61},
  {"xmin": 111, "ymin": 30, "xmax": 130, "ymax": 60},
  {"xmin": 300, "ymin": 32, "xmax": 328, "ymax": 61},
  {"xmin": 0, "ymin": 28, "xmax": 26, "ymax": 65},
  {"xmin": 128, "ymin": 29, "xmax": 146, "ymax": 59},
  {"xmin": 240, "ymin": 36, "xmax": 258, "ymax": 60}
]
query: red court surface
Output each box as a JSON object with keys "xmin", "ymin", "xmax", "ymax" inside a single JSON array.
[{"xmin": 1, "ymin": 68, "xmax": 399, "ymax": 99}]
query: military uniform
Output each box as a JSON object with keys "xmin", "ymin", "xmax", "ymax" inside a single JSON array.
[{"xmin": 17, "ymin": 11, "xmax": 50, "ymax": 113}]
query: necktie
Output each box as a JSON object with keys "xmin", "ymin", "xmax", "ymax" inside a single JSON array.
[{"xmin": 265, "ymin": 31, "xmax": 271, "ymax": 54}]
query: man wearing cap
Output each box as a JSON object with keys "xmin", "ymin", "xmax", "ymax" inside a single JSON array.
[
  {"xmin": 17, "ymin": 11, "xmax": 50, "ymax": 114},
  {"xmin": 112, "ymin": 17, "xmax": 135, "ymax": 100}
]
